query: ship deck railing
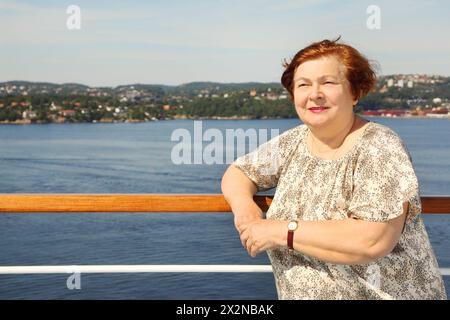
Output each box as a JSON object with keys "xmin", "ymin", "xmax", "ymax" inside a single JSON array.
[{"xmin": 0, "ymin": 194, "xmax": 449, "ymax": 276}]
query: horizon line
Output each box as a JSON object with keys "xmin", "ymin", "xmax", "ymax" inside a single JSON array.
[{"xmin": 1, "ymin": 73, "xmax": 448, "ymax": 89}]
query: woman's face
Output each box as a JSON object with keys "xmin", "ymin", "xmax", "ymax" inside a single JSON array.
[{"xmin": 293, "ymin": 55, "xmax": 357, "ymax": 130}]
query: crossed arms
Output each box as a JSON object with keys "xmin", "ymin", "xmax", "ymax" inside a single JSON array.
[{"xmin": 221, "ymin": 165, "xmax": 407, "ymax": 265}]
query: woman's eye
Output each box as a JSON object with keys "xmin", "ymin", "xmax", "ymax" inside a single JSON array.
[
  {"xmin": 297, "ymin": 84, "xmax": 308, "ymax": 88},
  {"xmin": 324, "ymin": 81, "xmax": 335, "ymax": 84}
]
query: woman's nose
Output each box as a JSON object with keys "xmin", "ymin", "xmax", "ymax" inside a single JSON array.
[{"xmin": 309, "ymin": 84, "xmax": 324, "ymax": 101}]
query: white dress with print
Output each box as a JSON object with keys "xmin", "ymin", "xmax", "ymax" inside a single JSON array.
[{"xmin": 233, "ymin": 121, "xmax": 446, "ymax": 300}]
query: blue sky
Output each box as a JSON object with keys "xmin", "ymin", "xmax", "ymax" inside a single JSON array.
[{"xmin": 1, "ymin": 0, "xmax": 449, "ymax": 86}]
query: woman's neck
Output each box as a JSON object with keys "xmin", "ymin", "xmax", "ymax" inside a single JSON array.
[{"xmin": 309, "ymin": 114, "xmax": 358, "ymax": 153}]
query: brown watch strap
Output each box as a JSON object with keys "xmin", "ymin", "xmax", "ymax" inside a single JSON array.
[{"xmin": 287, "ymin": 230, "xmax": 294, "ymax": 250}]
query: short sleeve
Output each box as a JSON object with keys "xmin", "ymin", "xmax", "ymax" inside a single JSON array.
[
  {"xmin": 348, "ymin": 129, "xmax": 422, "ymax": 223},
  {"xmin": 232, "ymin": 126, "xmax": 302, "ymax": 192}
]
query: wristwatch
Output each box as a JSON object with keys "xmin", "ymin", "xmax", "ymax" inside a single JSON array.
[{"xmin": 287, "ymin": 220, "xmax": 299, "ymax": 250}]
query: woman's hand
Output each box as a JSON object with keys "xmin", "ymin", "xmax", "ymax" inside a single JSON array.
[
  {"xmin": 233, "ymin": 210, "xmax": 262, "ymax": 234},
  {"xmin": 230, "ymin": 199, "xmax": 263, "ymax": 234},
  {"xmin": 239, "ymin": 219, "xmax": 286, "ymax": 257}
]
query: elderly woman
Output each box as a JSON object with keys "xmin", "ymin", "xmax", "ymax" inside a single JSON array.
[{"xmin": 221, "ymin": 38, "xmax": 446, "ymax": 300}]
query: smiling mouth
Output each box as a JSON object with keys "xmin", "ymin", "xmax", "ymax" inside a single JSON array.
[{"xmin": 308, "ymin": 106, "xmax": 329, "ymax": 111}]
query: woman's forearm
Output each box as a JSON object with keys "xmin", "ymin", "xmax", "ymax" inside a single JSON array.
[
  {"xmin": 289, "ymin": 220, "xmax": 374, "ymax": 264},
  {"xmin": 255, "ymin": 218, "xmax": 391, "ymax": 265},
  {"xmin": 282, "ymin": 218, "xmax": 401, "ymax": 264},
  {"xmin": 293, "ymin": 241, "xmax": 374, "ymax": 265},
  {"xmin": 221, "ymin": 165, "xmax": 263, "ymax": 228}
]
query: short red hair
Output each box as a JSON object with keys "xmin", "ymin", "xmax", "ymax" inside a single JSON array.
[{"xmin": 281, "ymin": 37, "xmax": 377, "ymax": 101}]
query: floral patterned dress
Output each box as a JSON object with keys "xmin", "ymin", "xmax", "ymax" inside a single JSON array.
[{"xmin": 233, "ymin": 120, "xmax": 446, "ymax": 300}]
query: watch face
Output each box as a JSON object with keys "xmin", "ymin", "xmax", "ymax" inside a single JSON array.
[{"xmin": 288, "ymin": 221, "xmax": 298, "ymax": 231}]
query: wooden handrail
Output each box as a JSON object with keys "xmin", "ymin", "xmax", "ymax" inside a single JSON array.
[
  {"xmin": 0, "ymin": 194, "xmax": 271, "ymax": 213},
  {"xmin": 0, "ymin": 194, "xmax": 449, "ymax": 213}
]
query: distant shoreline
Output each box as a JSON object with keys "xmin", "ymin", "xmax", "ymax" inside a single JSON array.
[{"xmin": 0, "ymin": 114, "xmax": 448, "ymax": 125}]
